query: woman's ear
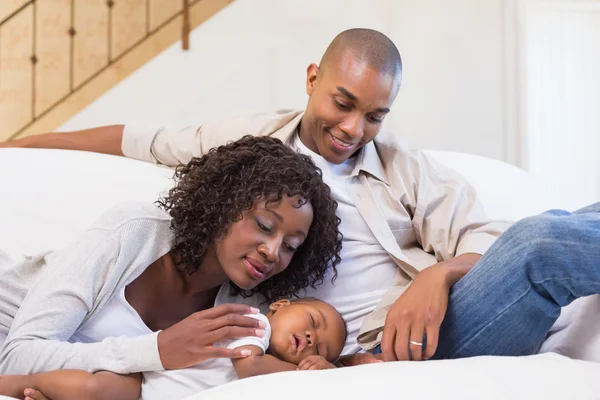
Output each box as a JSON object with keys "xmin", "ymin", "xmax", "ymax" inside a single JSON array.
[{"xmin": 268, "ymin": 299, "xmax": 291, "ymax": 313}]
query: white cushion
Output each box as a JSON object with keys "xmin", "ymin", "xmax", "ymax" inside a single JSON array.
[
  {"xmin": 0, "ymin": 148, "xmax": 173, "ymax": 259},
  {"xmin": 0, "ymin": 148, "xmax": 548, "ymax": 259},
  {"xmin": 423, "ymin": 150, "xmax": 555, "ymax": 221}
]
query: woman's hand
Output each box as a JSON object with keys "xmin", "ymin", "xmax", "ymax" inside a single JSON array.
[
  {"xmin": 158, "ymin": 303, "xmax": 266, "ymax": 369},
  {"xmin": 297, "ymin": 355, "xmax": 337, "ymax": 371},
  {"xmin": 381, "ymin": 264, "xmax": 451, "ymax": 362}
]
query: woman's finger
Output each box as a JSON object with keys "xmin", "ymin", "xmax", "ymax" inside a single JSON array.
[
  {"xmin": 196, "ymin": 303, "xmax": 259, "ymax": 319},
  {"xmin": 205, "ymin": 325, "xmax": 264, "ymax": 344},
  {"xmin": 408, "ymin": 322, "xmax": 426, "ymax": 361},
  {"xmin": 205, "ymin": 346, "xmax": 254, "ymax": 359},
  {"xmin": 423, "ymin": 324, "xmax": 440, "ymax": 360},
  {"xmin": 206, "ymin": 313, "xmax": 266, "ymax": 332}
]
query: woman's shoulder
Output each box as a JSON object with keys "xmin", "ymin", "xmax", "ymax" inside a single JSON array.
[{"xmin": 90, "ymin": 201, "xmax": 172, "ymax": 233}]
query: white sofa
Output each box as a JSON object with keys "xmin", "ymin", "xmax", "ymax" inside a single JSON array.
[
  {"xmin": 0, "ymin": 148, "xmax": 598, "ymax": 400},
  {"xmin": 0, "ymin": 148, "xmax": 554, "ymax": 260}
]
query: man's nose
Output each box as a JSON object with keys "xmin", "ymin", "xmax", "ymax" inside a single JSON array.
[{"xmin": 339, "ymin": 113, "xmax": 365, "ymax": 140}]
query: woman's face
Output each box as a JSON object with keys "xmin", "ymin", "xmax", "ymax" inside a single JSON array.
[{"xmin": 214, "ymin": 195, "xmax": 314, "ymax": 290}]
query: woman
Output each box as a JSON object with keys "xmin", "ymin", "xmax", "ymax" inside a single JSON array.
[{"xmin": 0, "ymin": 136, "xmax": 341, "ymax": 395}]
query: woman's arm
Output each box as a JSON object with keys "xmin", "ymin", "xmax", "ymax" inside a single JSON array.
[
  {"xmin": 0, "ymin": 204, "xmax": 263, "ymax": 375},
  {"xmin": 0, "ymin": 370, "xmax": 141, "ymax": 400},
  {"xmin": 0, "ymin": 220, "xmax": 168, "ymax": 375}
]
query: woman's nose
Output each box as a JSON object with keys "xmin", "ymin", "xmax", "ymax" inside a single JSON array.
[{"xmin": 258, "ymin": 239, "xmax": 280, "ymax": 263}]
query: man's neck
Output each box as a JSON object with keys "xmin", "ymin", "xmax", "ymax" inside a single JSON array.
[{"xmin": 297, "ymin": 122, "xmax": 321, "ymax": 155}]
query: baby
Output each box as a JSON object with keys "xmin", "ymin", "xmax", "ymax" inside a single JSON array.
[
  {"xmin": 0, "ymin": 298, "xmax": 347, "ymax": 400},
  {"xmin": 229, "ymin": 298, "xmax": 347, "ymax": 377}
]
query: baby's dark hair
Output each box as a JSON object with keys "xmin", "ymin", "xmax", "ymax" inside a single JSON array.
[{"xmin": 157, "ymin": 135, "xmax": 342, "ymax": 302}]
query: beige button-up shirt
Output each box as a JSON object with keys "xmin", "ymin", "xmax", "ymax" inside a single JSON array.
[{"xmin": 122, "ymin": 110, "xmax": 511, "ymax": 350}]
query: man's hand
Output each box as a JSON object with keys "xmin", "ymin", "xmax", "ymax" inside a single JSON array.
[
  {"xmin": 297, "ymin": 355, "xmax": 337, "ymax": 371},
  {"xmin": 381, "ymin": 254, "xmax": 481, "ymax": 362},
  {"xmin": 336, "ymin": 353, "xmax": 384, "ymax": 367}
]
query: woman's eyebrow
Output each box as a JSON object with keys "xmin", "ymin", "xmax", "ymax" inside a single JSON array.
[
  {"xmin": 265, "ymin": 209, "xmax": 307, "ymax": 238},
  {"xmin": 265, "ymin": 208, "xmax": 283, "ymax": 222}
]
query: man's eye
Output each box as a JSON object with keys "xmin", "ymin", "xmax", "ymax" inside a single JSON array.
[{"xmin": 334, "ymin": 100, "xmax": 351, "ymax": 111}]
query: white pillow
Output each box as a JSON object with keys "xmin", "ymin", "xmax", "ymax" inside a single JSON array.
[{"xmin": 0, "ymin": 148, "xmax": 174, "ymax": 259}]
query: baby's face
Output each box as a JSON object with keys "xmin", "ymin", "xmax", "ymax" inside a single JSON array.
[{"xmin": 266, "ymin": 299, "xmax": 346, "ymax": 364}]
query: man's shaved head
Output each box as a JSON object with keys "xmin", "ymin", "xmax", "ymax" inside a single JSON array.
[
  {"xmin": 319, "ymin": 28, "xmax": 402, "ymax": 83},
  {"xmin": 300, "ymin": 28, "xmax": 402, "ymax": 164}
]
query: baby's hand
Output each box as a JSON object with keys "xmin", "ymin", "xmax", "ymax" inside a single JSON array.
[
  {"xmin": 23, "ymin": 388, "xmax": 50, "ymax": 400},
  {"xmin": 337, "ymin": 352, "xmax": 384, "ymax": 367},
  {"xmin": 297, "ymin": 355, "xmax": 336, "ymax": 371}
]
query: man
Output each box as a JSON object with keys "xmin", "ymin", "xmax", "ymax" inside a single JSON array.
[{"xmin": 4, "ymin": 29, "xmax": 599, "ymax": 364}]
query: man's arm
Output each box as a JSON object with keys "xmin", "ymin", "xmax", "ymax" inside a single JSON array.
[
  {"xmin": 0, "ymin": 125, "xmax": 125, "ymax": 155},
  {"xmin": 231, "ymin": 345, "xmax": 297, "ymax": 378},
  {"xmin": 0, "ymin": 370, "xmax": 141, "ymax": 400}
]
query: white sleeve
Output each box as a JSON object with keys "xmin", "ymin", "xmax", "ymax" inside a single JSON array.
[{"xmin": 222, "ymin": 314, "xmax": 271, "ymax": 352}]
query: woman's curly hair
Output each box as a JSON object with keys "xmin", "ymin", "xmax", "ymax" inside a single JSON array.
[{"xmin": 157, "ymin": 135, "xmax": 342, "ymax": 302}]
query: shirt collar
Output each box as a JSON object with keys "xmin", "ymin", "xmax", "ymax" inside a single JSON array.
[
  {"xmin": 350, "ymin": 140, "xmax": 390, "ymax": 185},
  {"xmin": 277, "ymin": 111, "xmax": 390, "ymax": 185}
]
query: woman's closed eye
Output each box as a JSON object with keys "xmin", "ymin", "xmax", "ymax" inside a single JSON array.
[
  {"xmin": 283, "ymin": 242, "xmax": 298, "ymax": 252},
  {"xmin": 256, "ymin": 219, "xmax": 272, "ymax": 232}
]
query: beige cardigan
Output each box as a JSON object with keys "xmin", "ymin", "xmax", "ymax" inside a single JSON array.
[{"xmin": 0, "ymin": 202, "xmax": 172, "ymax": 374}]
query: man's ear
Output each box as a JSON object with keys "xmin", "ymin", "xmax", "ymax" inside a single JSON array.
[
  {"xmin": 306, "ymin": 63, "xmax": 320, "ymax": 96},
  {"xmin": 268, "ymin": 299, "xmax": 291, "ymax": 313}
]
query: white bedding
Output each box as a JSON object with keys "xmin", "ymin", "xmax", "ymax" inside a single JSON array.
[
  {"xmin": 1, "ymin": 148, "xmax": 599, "ymax": 400},
  {"xmin": 191, "ymin": 353, "xmax": 600, "ymax": 400}
]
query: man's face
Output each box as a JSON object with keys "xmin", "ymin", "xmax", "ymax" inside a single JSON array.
[{"xmin": 300, "ymin": 50, "xmax": 400, "ymax": 164}]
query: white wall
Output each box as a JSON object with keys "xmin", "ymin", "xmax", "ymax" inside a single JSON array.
[
  {"xmin": 519, "ymin": 0, "xmax": 600, "ymax": 210},
  {"xmin": 60, "ymin": 0, "xmax": 517, "ymax": 163}
]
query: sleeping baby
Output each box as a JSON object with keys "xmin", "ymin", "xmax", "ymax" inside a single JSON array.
[{"xmin": 0, "ymin": 298, "xmax": 347, "ymax": 400}]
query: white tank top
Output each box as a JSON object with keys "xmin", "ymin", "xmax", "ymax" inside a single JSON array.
[{"xmin": 70, "ymin": 288, "xmax": 152, "ymax": 344}]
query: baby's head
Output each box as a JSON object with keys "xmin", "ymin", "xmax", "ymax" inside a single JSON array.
[{"xmin": 266, "ymin": 298, "xmax": 346, "ymax": 364}]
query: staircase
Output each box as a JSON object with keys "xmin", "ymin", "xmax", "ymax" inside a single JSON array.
[{"xmin": 0, "ymin": 0, "xmax": 234, "ymax": 142}]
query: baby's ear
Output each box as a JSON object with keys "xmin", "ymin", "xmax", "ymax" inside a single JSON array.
[{"xmin": 268, "ymin": 299, "xmax": 291, "ymax": 312}]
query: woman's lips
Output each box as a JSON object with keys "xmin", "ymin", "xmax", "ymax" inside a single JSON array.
[{"xmin": 244, "ymin": 257, "xmax": 266, "ymax": 279}]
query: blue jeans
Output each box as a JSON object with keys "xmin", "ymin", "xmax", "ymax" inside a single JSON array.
[{"xmin": 372, "ymin": 202, "xmax": 600, "ymax": 358}]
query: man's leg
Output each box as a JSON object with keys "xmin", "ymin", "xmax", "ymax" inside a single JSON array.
[{"xmin": 433, "ymin": 203, "xmax": 600, "ymax": 359}]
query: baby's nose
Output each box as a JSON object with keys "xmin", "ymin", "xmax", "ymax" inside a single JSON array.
[{"xmin": 306, "ymin": 331, "xmax": 314, "ymax": 346}]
